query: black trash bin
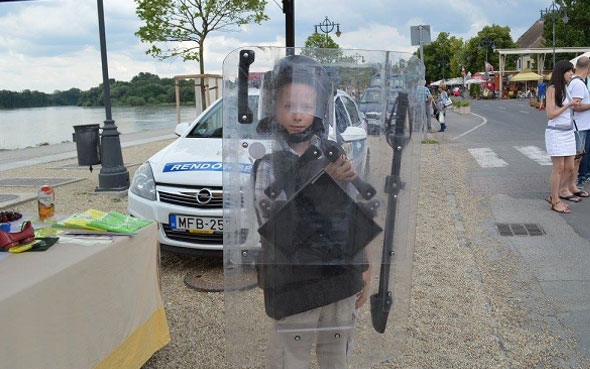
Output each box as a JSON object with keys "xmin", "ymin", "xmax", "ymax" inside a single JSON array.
[{"xmin": 73, "ymin": 124, "xmax": 101, "ymax": 166}]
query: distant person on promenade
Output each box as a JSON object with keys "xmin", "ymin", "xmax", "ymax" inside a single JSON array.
[
  {"xmin": 544, "ymin": 60, "xmax": 578, "ymax": 214},
  {"xmin": 569, "ymin": 56, "xmax": 590, "ymax": 190},
  {"xmin": 424, "ymin": 82, "xmax": 433, "ymax": 132},
  {"xmin": 436, "ymin": 83, "xmax": 449, "ymax": 132},
  {"xmin": 537, "ymin": 78, "xmax": 547, "ymax": 110}
]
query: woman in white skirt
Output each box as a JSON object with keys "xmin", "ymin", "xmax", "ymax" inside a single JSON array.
[{"xmin": 545, "ymin": 60, "xmax": 578, "ymax": 213}]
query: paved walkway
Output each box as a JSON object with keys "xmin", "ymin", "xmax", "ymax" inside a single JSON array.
[
  {"xmin": 0, "ymin": 128, "xmax": 176, "ymax": 208},
  {"xmin": 2, "ymin": 113, "xmax": 590, "ymax": 366},
  {"xmin": 0, "ymin": 128, "xmax": 176, "ymax": 172}
]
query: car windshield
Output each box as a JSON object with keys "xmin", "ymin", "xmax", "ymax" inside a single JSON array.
[
  {"xmin": 187, "ymin": 96, "xmax": 260, "ymax": 138},
  {"xmin": 360, "ymin": 89, "xmax": 396, "ymax": 105},
  {"xmin": 360, "ymin": 90, "xmax": 382, "ymax": 104}
]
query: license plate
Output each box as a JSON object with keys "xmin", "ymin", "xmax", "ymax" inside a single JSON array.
[{"xmin": 169, "ymin": 214, "xmax": 223, "ymax": 234}]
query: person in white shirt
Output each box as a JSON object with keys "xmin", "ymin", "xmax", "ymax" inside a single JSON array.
[{"xmin": 569, "ymin": 56, "xmax": 590, "ymax": 191}]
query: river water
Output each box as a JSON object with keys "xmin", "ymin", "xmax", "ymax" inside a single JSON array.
[{"xmin": 0, "ymin": 105, "xmax": 199, "ymax": 150}]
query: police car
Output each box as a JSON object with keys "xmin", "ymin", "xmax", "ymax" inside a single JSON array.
[{"xmin": 127, "ymin": 90, "xmax": 368, "ymax": 254}]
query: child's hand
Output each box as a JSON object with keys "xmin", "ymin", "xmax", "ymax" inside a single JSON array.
[
  {"xmin": 355, "ymin": 269, "xmax": 371, "ymax": 309},
  {"xmin": 325, "ymin": 155, "xmax": 357, "ymax": 182}
]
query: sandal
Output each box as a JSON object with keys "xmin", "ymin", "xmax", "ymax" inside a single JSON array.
[
  {"xmin": 574, "ymin": 190, "xmax": 590, "ymax": 198},
  {"xmin": 559, "ymin": 194, "xmax": 582, "ymax": 203},
  {"xmin": 551, "ymin": 200, "xmax": 571, "ymax": 214}
]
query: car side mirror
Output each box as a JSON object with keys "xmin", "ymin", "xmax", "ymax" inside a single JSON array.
[
  {"xmin": 174, "ymin": 123, "xmax": 190, "ymax": 136},
  {"xmin": 341, "ymin": 126, "xmax": 367, "ymax": 142}
]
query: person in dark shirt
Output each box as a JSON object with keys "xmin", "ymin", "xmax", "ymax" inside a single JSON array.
[{"xmin": 253, "ymin": 54, "xmax": 372, "ymax": 369}]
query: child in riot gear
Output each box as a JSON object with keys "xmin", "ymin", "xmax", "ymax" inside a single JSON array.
[{"xmin": 253, "ymin": 54, "xmax": 373, "ymax": 369}]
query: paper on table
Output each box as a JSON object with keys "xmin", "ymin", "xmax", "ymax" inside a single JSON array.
[{"xmin": 58, "ymin": 236, "xmax": 114, "ymax": 246}]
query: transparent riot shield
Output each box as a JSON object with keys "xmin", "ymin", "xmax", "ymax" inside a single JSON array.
[{"xmin": 223, "ymin": 47, "xmax": 424, "ymax": 368}]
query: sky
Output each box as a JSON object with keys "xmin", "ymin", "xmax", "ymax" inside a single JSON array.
[{"xmin": 0, "ymin": 0, "xmax": 553, "ymax": 93}]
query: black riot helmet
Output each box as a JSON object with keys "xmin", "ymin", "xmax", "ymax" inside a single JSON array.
[{"xmin": 258, "ymin": 54, "xmax": 333, "ymax": 143}]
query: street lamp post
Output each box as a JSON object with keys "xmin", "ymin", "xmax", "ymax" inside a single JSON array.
[
  {"xmin": 437, "ymin": 61, "xmax": 449, "ymax": 80},
  {"xmin": 96, "ymin": 0, "xmax": 129, "ymax": 191},
  {"xmin": 540, "ymin": 1, "xmax": 569, "ymax": 67},
  {"xmin": 314, "ymin": 16, "xmax": 342, "ymax": 42},
  {"xmin": 479, "ymin": 39, "xmax": 495, "ymax": 80}
]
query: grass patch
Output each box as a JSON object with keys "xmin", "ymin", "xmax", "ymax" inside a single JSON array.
[{"xmin": 422, "ymin": 139, "xmax": 438, "ymax": 144}]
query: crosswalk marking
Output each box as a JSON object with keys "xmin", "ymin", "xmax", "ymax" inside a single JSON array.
[
  {"xmin": 467, "ymin": 146, "xmax": 552, "ymax": 168},
  {"xmin": 468, "ymin": 148, "xmax": 508, "ymax": 167},
  {"xmin": 514, "ymin": 146, "xmax": 552, "ymax": 165}
]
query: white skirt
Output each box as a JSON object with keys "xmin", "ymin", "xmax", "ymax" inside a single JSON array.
[{"xmin": 545, "ymin": 129, "xmax": 576, "ymax": 157}]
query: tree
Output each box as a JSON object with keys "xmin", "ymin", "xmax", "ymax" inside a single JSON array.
[
  {"xmin": 304, "ymin": 32, "xmax": 340, "ymax": 49},
  {"xmin": 541, "ymin": 0, "xmax": 590, "ymax": 67},
  {"xmin": 418, "ymin": 25, "xmax": 520, "ymax": 83},
  {"xmin": 301, "ymin": 33, "xmax": 343, "ymax": 65},
  {"xmin": 465, "ymin": 25, "xmax": 518, "ymax": 74},
  {"xmin": 421, "ymin": 32, "xmax": 461, "ymax": 82},
  {"xmin": 134, "ymin": 0, "xmax": 269, "ymax": 108}
]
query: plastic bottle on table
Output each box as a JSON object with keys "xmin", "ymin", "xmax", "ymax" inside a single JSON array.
[{"xmin": 38, "ymin": 185, "xmax": 55, "ymax": 220}]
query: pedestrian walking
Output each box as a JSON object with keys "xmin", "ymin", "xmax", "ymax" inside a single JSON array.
[
  {"xmin": 436, "ymin": 83, "xmax": 450, "ymax": 132},
  {"xmin": 424, "ymin": 82, "xmax": 433, "ymax": 132},
  {"xmin": 537, "ymin": 78, "xmax": 547, "ymax": 110}
]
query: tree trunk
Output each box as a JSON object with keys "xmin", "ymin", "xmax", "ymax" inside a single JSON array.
[{"xmin": 199, "ymin": 41, "xmax": 207, "ymax": 112}]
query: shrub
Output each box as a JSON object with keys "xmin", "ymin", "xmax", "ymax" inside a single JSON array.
[
  {"xmin": 452, "ymin": 99, "xmax": 470, "ymax": 107},
  {"xmin": 469, "ymin": 83, "xmax": 481, "ymax": 98}
]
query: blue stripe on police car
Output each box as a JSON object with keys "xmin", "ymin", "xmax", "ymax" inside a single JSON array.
[{"xmin": 163, "ymin": 161, "xmax": 252, "ymax": 173}]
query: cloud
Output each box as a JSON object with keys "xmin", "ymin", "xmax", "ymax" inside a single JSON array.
[{"xmin": 0, "ymin": 0, "xmax": 550, "ymax": 93}]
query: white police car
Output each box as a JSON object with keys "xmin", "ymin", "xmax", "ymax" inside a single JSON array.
[{"xmin": 127, "ymin": 90, "xmax": 368, "ymax": 254}]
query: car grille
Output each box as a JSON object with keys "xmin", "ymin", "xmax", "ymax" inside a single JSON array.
[
  {"xmin": 158, "ymin": 186, "xmax": 223, "ymax": 208},
  {"xmin": 162, "ymin": 225, "xmax": 248, "ymax": 244}
]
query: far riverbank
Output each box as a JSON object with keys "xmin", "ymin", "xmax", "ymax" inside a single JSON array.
[{"xmin": 0, "ymin": 105, "xmax": 197, "ymax": 150}]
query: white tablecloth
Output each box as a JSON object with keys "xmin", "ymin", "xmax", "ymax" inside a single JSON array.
[{"xmin": 0, "ymin": 222, "xmax": 170, "ymax": 369}]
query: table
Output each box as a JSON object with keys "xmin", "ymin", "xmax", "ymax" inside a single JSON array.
[{"xmin": 0, "ymin": 222, "xmax": 170, "ymax": 369}]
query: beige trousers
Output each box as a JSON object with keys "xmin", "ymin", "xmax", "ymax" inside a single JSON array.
[{"xmin": 267, "ymin": 295, "xmax": 357, "ymax": 369}]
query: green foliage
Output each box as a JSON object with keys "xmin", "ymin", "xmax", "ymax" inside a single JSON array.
[
  {"xmin": 126, "ymin": 96, "xmax": 147, "ymax": 106},
  {"xmin": 541, "ymin": 0, "xmax": 589, "ymax": 67},
  {"xmin": 0, "ymin": 72, "xmax": 196, "ymax": 109},
  {"xmin": 420, "ymin": 25, "xmax": 519, "ymax": 82},
  {"xmin": 451, "ymin": 99, "xmax": 470, "ymax": 107},
  {"xmin": 0, "ymin": 88, "xmax": 81, "ymax": 109},
  {"xmin": 418, "ymin": 3, "xmax": 590, "ymax": 82},
  {"xmin": 304, "ymin": 33, "xmax": 340, "ymax": 49},
  {"xmin": 465, "ymin": 25, "xmax": 519, "ymax": 73},
  {"xmin": 134, "ymin": 0, "xmax": 267, "ymax": 111},
  {"xmin": 301, "ymin": 33, "xmax": 344, "ymax": 64},
  {"xmin": 134, "ymin": 0, "xmax": 268, "ymax": 71},
  {"xmin": 469, "ymin": 83, "xmax": 481, "ymax": 98}
]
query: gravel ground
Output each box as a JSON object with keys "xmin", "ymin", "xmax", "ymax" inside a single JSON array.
[{"xmin": 3, "ymin": 133, "xmax": 589, "ymax": 368}]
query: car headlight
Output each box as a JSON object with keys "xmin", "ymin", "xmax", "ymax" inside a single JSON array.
[{"xmin": 130, "ymin": 162, "xmax": 156, "ymax": 201}]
